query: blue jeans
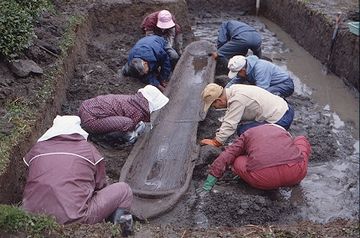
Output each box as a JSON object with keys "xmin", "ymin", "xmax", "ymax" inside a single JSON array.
[
  {"xmin": 236, "ymin": 104, "xmax": 294, "ymax": 135},
  {"xmin": 226, "ymin": 77, "xmax": 294, "ymax": 98},
  {"xmin": 267, "ymin": 77, "xmax": 294, "ymax": 98},
  {"xmin": 218, "ymin": 33, "xmax": 262, "ymax": 59},
  {"xmin": 274, "ymin": 104, "xmax": 294, "ymax": 130}
]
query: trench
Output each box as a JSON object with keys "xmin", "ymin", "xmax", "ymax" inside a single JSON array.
[
  {"xmin": 1, "ymin": 0, "xmax": 358, "ymax": 229},
  {"xmin": 150, "ymin": 13, "xmax": 359, "ymax": 227}
]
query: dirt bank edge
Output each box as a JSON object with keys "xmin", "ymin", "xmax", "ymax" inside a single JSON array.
[
  {"xmin": 0, "ymin": 13, "xmax": 91, "ymax": 203},
  {"xmin": 262, "ymin": 0, "xmax": 359, "ymax": 90}
]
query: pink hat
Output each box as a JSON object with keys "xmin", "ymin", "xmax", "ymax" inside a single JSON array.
[{"xmin": 157, "ymin": 10, "xmax": 175, "ymax": 29}]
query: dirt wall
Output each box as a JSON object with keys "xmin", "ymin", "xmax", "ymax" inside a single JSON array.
[
  {"xmin": 261, "ymin": 0, "xmax": 359, "ymax": 90},
  {"xmin": 90, "ymin": 0, "xmax": 192, "ymax": 40},
  {"xmin": 186, "ymin": 0, "xmax": 255, "ymax": 15},
  {"xmin": 0, "ymin": 17, "xmax": 92, "ymax": 204}
]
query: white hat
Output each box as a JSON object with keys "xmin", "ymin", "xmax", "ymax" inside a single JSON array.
[
  {"xmin": 138, "ymin": 85, "xmax": 169, "ymax": 113},
  {"xmin": 38, "ymin": 115, "xmax": 88, "ymax": 142},
  {"xmin": 157, "ymin": 10, "xmax": 175, "ymax": 29},
  {"xmin": 227, "ymin": 55, "xmax": 246, "ymax": 79}
]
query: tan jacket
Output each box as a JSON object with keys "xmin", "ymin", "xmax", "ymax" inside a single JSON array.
[{"xmin": 215, "ymin": 85, "xmax": 289, "ymax": 143}]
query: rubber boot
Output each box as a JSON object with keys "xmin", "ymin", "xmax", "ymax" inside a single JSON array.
[
  {"xmin": 134, "ymin": 121, "xmax": 146, "ymax": 135},
  {"xmin": 109, "ymin": 208, "xmax": 133, "ymax": 237}
]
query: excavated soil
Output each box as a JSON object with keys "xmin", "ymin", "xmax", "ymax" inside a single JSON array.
[{"xmin": 0, "ymin": 0, "xmax": 359, "ymax": 237}]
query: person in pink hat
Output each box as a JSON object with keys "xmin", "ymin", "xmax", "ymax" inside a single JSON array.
[{"xmin": 141, "ymin": 9, "xmax": 183, "ymax": 67}]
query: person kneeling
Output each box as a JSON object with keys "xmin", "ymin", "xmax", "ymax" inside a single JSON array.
[
  {"xmin": 202, "ymin": 124, "xmax": 311, "ymax": 191},
  {"xmin": 22, "ymin": 115, "xmax": 133, "ymax": 227}
]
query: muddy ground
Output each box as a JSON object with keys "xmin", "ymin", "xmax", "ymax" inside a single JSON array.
[{"xmin": 0, "ymin": 0, "xmax": 359, "ymax": 237}]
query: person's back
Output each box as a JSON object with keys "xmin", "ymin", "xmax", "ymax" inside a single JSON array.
[
  {"xmin": 22, "ymin": 115, "xmax": 133, "ymax": 225},
  {"xmin": 216, "ymin": 20, "xmax": 262, "ymax": 59},
  {"xmin": 226, "ymin": 84, "xmax": 288, "ymax": 123},
  {"xmin": 125, "ymin": 35, "xmax": 171, "ymax": 90},
  {"xmin": 235, "ymin": 124, "xmax": 304, "ymax": 171},
  {"xmin": 218, "ymin": 20, "xmax": 258, "ymax": 43},
  {"xmin": 79, "ymin": 93, "xmax": 150, "ymax": 134},
  {"xmin": 23, "ymin": 134, "xmax": 104, "ymax": 224},
  {"xmin": 245, "ymin": 55, "xmax": 294, "ymax": 97},
  {"xmin": 204, "ymin": 124, "xmax": 311, "ymax": 190},
  {"xmin": 129, "ymin": 35, "xmax": 167, "ymax": 63},
  {"xmin": 199, "ymin": 83, "xmax": 293, "ymax": 146}
]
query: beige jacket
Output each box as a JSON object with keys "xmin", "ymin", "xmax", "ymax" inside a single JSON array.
[{"xmin": 215, "ymin": 84, "xmax": 289, "ymax": 143}]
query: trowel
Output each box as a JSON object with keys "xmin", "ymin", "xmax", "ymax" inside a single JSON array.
[{"xmin": 322, "ymin": 12, "xmax": 341, "ymax": 75}]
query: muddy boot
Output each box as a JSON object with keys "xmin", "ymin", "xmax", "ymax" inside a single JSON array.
[{"xmin": 109, "ymin": 208, "xmax": 134, "ymax": 237}]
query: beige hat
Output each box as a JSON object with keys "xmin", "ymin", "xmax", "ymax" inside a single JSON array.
[
  {"xmin": 227, "ymin": 55, "xmax": 246, "ymax": 79},
  {"xmin": 201, "ymin": 83, "xmax": 223, "ymax": 113}
]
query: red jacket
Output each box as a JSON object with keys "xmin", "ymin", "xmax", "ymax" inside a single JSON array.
[
  {"xmin": 210, "ymin": 124, "xmax": 308, "ymax": 178},
  {"xmin": 22, "ymin": 134, "xmax": 106, "ymax": 224}
]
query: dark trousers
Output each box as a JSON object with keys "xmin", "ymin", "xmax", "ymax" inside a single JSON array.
[{"xmin": 236, "ymin": 105, "xmax": 294, "ymax": 135}]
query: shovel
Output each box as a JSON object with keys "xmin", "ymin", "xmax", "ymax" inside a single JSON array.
[{"xmin": 322, "ymin": 12, "xmax": 341, "ymax": 75}]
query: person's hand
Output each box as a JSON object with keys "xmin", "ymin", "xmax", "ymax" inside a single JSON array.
[
  {"xmin": 160, "ymin": 80, "xmax": 169, "ymax": 88},
  {"xmin": 157, "ymin": 84, "xmax": 166, "ymax": 92},
  {"xmin": 207, "ymin": 52, "xmax": 218, "ymax": 60},
  {"xmin": 202, "ymin": 174, "xmax": 217, "ymax": 191},
  {"xmin": 200, "ymin": 138, "xmax": 222, "ymax": 147}
]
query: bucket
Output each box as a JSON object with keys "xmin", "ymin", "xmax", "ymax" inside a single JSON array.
[{"xmin": 347, "ymin": 21, "xmax": 359, "ymax": 36}]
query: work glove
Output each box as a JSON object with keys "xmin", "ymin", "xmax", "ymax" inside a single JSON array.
[
  {"xmin": 202, "ymin": 174, "xmax": 218, "ymax": 191},
  {"xmin": 160, "ymin": 80, "xmax": 169, "ymax": 88},
  {"xmin": 200, "ymin": 138, "xmax": 222, "ymax": 147}
]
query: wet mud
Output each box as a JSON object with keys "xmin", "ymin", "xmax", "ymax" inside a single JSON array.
[
  {"xmin": 151, "ymin": 10, "xmax": 359, "ymax": 227},
  {"xmin": 0, "ymin": 0, "xmax": 358, "ymax": 233}
]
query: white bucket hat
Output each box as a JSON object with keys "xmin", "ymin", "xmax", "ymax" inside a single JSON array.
[
  {"xmin": 138, "ymin": 85, "xmax": 169, "ymax": 113},
  {"xmin": 37, "ymin": 115, "xmax": 88, "ymax": 142},
  {"xmin": 227, "ymin": 55, "xmax": 246, "ymax": 79}
]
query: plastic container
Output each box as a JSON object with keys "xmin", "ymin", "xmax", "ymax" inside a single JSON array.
[{"xmin": 348, "ymin": 21, "xmax": 359, "ymax": 36}]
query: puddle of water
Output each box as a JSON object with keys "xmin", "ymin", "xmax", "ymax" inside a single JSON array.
[
  {"xmin": 191, "ymin": 16, "xmax": 359, "ymax": 224},
  {"xmin": 298, "ymin": 152, "xmax": 359, "ymax": 223},
  {"xmin": 260, "ymin": 17, "xmax": 359, "ymax": 139},
  {"xmin": 192, "ymin": 55, "xmax": 208, "ymax": 76}
]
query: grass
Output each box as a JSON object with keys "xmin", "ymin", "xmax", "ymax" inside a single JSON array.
[
  {"xmin": 59, "ymin": 14, "xmax": 86, "ymax": 58},
  {"xmin": 0, "ymin": 204, "xmax": 59, "ymax": 237},
  {"xmin": 0, "ymin": 10, "xmax": 86, "ymax": 174}
]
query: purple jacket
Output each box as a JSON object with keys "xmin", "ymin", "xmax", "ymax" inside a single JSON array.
[
  {"xmin": 79, "ymin": 92, "xmax": 150, "ymax": 133},
  {"xmin": 22, "ymin": 134, "xmax": 106, "ymax": 224}
]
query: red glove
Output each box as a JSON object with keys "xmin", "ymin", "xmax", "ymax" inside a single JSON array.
[{"xmin": 200, "ymin": 138, "xmax": 222, "ymax": 147}]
